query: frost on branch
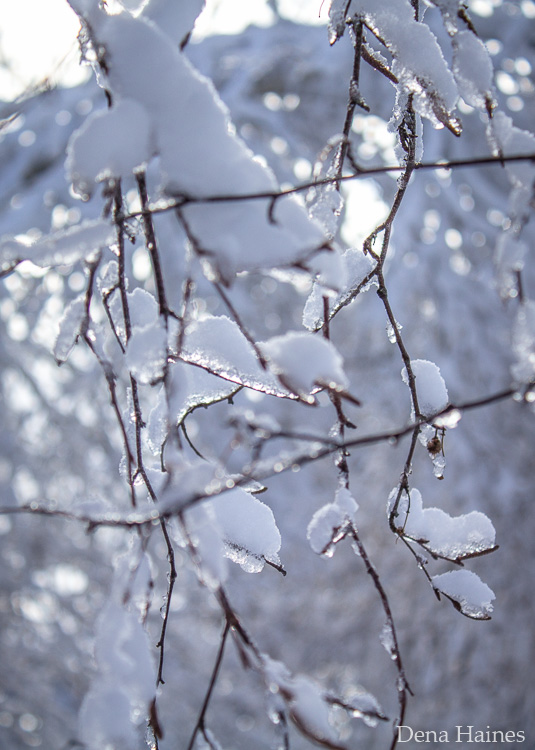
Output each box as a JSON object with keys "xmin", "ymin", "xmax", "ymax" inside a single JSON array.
[
  {"xmin": 432, "ymin": 570, "xmax": 495, "ymax": 620},
  {"xmin": 178, "ymin": 314, "xmax": 290, "ymax": 398},
  {"xmin": 308, "ymin": 487, "xmax": 359, "ymax": 556},
  {"xmin": 387, "ymin": 487, "xmax": 497, "ymax": 563},
  {"xmin": 328, "ymin": 0, "xmax": 461, "ymax": 135}
]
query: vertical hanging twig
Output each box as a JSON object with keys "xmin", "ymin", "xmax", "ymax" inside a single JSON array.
[{"xmin": 136, "ymin": 170, "xmax": 170, "ymax": 323}]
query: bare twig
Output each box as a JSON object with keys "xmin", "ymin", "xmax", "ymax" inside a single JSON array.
[
  {"xmin": 186, "ymin": 621, "xmax": 231, "ymax": 750},
  {"xmin": 121, "ymin": 153, "xmax": 535, "ymax": 223}
]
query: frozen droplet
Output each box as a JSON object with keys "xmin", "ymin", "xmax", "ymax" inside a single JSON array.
[
  {"xmin": 160, "ymin": 598, "xmax": 168, "ymax": 619},
  {"xmin": 435, "ymin": 409, "xmax": 461, "ymax": 429},
  {"xmin": 379, "ymin": 621, "xmax": 396, "ymax": 659},
  {"xmin": 433, "ymin": 455, "xmax": 446, "ymax": 479},
  {"xmin": 386, "ymin": 319, "xmax": 403, "ymax": 343}
]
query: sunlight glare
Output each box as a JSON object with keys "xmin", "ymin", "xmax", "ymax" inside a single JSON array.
[{"xmin": 0, "ymin": 0, "xmax": 87, "ymax": 101}]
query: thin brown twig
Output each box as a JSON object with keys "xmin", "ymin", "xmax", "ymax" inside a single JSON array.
[
  {"xmin": 120, "ymin": 153, "xmax": 535, "ymax": 223},
  {"xmin": 349, "ymin": 525, "xmax": 412, "ymax": 750},
  {"xmin": 186, "ymin": 621, "xmax": 231, "ymax": 750},
  {"xmin": 136, "ymin": 170, "xmax": 169, "ymax": 322},
  {"xmin": 0, "ymin": 385, "xmax": 523, "ymax": 527}
]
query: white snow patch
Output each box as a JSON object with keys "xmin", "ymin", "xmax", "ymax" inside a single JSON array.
[
  {"xmin": 66, "ymin": 99, "xmax": 153, "ymax": 198},
  {"xmin": 453, "ymin": 31, "xmax": 494, "ymax": 109},
  {"xmin": 261, "ymin": 331, "xmax": 348, "ymax": 396},
  {"xmin": 307, "ymin": 486, "xmax": 358, "ymax": 555},
  {"xmin": 388, "ymin": 487, "xmax": 496, "ymax": 561},
  {"xmin": 402, "ymin": 359, "xmax": 448, "ymax": 418},
  {"xmin": 181, "ymin": 315, "xmax": 289, "ymax": 398},
  {"xmin": 211, "ymin": 486, "xmax": 282, "ymax": 573},
  {"xmin": 433, "ymin": 569, "xmax": 495, "ymax": 619}
]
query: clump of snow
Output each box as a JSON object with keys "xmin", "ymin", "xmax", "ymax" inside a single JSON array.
[
  {"xmin": 97, "ymin": 259, "xmax": 119, "ymax": 296},
  {"xmin": 306, "ymin": 247, "xmax": 347, "ymax": 297},
  {"xmin": 161, "ymin": 461, "xmax": 281, "ymax": 575},
  {"xmin": 89, "ymin": 10, "xmax": 273, "ymax": 196},
  {"xmin": 306, "ymin": 138, "xmax": 345, "ymax": 238},
  {"xmin": 160, "ymin": 458, "xmax": 218, "ymax": 513},
  {"xmin": 433, "ymin": 569, "xmax": 495, "ymax": 619},
  {"xmin": 183, "ymin": 196, "xmax": 325, "ymax": 285},
  {"xmin": 307, "ymin": 486, "xmax": 358, "ymax": 556},
  {"xmin": 79, "ymin": 683, "xmax": 138, "ymax": 750},
  {"xmin": 290, "ymin": 675, "xmax": 340, "ymax": 745},
  {"xmin": 402, "ymin": 359, "xmax": 449, "ymax": 419},
  {"xmin": 180, "ymin": 315, "xmax": 290, "ymax": 398},
  {"xmin": 328, "ymin": 0, "xmax": 349, "ymax": 44},
  {"xmin": 379, "ymin": 621, "xmax": 396, "ymax": 660},
  {"xmin": 341, "ymin": 686, "xmax": 386, "ymax": 727},
  {"xmin": 388, "ymin": 487, "xmax": 497, "ymax": 562},
  {"xmin": 307, "ymin": 182, "xmax": 344, "ymax": 240},
  {"xmin": 67, "ymin": 5, "xmax": 326, "ymax": 284},
  {"xmin": 427, "ymin": 0, "xmax": 470, "ymax": 35},
  {"xmin": 66, "ymin": 99, "xmax": 153, "ymax": 199},
  {"xmin": 211, "ymin": 486, "xmax": 282, "ymax": 573},
  {"xmin": 452, "ymin": 31, "xmax": 494, "ymax": 109},
  {"xmin": 261, "ymin": 331, "xmax": 348, "ymax": 397}
]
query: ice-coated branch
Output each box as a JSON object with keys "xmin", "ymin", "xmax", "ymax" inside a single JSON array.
[{"xmin": 121, "ymin": 152, "xmax": 535, "ymax": 225}]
